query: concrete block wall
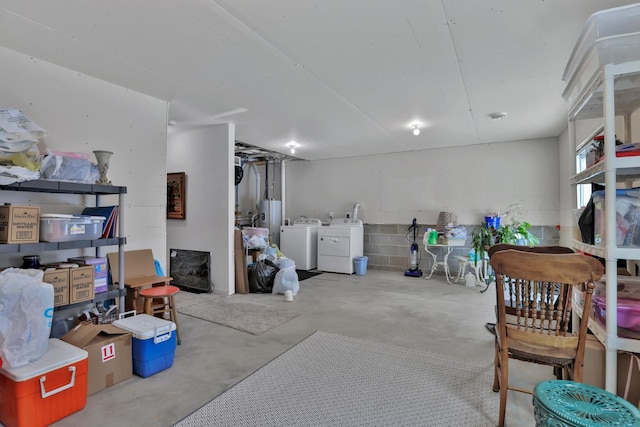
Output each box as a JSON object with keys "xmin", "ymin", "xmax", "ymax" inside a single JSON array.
[{"xmin": 363, "ymin": 224, "xmax": 560, "ymax": 274}]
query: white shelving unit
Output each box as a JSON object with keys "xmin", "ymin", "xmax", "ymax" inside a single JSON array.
[
  {"xmin": 564, "ymin": 4, "xmax": 640, "ymax": 394},
  {"xmin": 567, "ymin": 60, "xmax": 640, "ymax": 393}
]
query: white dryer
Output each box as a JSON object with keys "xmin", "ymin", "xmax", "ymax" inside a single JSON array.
[
  {"xmin": 279, "ymin": 218, "xmax": 322, "ymax": 271},
  {"xmin": 317, "ymin": 218, "xmax": 364, "ymax": 274}
]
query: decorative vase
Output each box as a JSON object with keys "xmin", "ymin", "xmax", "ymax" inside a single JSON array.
[{"xmin": 93, "ymin": 150, "xmax": 113, "ymax": 185}]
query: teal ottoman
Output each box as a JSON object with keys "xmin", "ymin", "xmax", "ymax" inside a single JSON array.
[{"xmin": 533, "ymin": 380, "xmax": 640, "ymax": 426}]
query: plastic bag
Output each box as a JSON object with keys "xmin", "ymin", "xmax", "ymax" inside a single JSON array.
[
  {"xmin": 0, "ymin": 165, "xmax": 40, "ymax": 185},
  {"xmin": 248, "ymin": 259, "xmax": 279, "ymax": 293},
  {"xmin": 0, "ymin": 268, "xmax": 54, "ymax": 368},
  {"xmin": 0, "ymin": 107, "xmax": 47, "ymax": 153},
  {"xmin": 273, "ymin": 258, "xmax": 300, "ymax": 296},
  {"xmin": 40, "ymin": 153, "xmax": 99, "ymax": 183}
]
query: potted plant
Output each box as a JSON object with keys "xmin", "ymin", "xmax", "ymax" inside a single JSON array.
[
  {"xmin": 496, "ymin": 202, "xmax": 540, "ymax": 247},
  {"xmin": 511, "ymin": 221, "xmax": 539, "ymax": 246},
  {"xmin": 471, "ymin": 202, "xmax": 540, "ymax": 260},
  {"xmin": 471, "ymin": 221, "xmax": 498, "ymax": 264}
]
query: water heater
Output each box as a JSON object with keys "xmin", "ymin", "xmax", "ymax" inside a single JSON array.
[{"xmin": 260, "ymin": 199, "xmax": 282, "ymax": 246}]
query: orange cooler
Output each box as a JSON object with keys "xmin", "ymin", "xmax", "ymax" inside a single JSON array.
[{"xmin": 0, "ymin": 338, "xmax": 88, "ymax": 427}]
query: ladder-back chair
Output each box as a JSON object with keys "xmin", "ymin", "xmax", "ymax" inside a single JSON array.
[{"xmin": 489, "ymin": 249, "xmax": 604, "ymax": 427}]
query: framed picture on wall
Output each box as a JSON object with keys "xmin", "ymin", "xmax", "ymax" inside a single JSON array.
[{"xmin": 167, "ymin": 172, "xmax": 186, "ymax": 219}]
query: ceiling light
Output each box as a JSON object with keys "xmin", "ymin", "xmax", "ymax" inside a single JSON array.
[
  {"xmin": 412, "ymin": 124, "xmax": 420, "ymax": 136},
  {"xmin": 288, "ymin": 141, "xmax": 297, "ymax": 154},
  {"xmin": 489, "ymin": 112, "xmax": 507, "ymax": 121}
]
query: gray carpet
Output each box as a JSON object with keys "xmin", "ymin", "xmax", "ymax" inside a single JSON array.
[
  {"xmin": 177, "ymin": 294, "xmax": 301, "ymax": 335},
  {"xmin": 174, "ymin": 331, "xmax": 499, "ymax": 426}
]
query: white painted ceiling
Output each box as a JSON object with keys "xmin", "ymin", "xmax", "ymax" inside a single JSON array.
[{"xmin": 0, "ymin": 0, "xmax": 637, "ymax": 160}]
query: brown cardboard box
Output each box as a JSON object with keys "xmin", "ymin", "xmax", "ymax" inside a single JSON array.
[
  {"xmin": 582, "ymin": 334, "xmax": 606, "ymax": 388},
  {"xmin": 70, "ymin": 265, "xmax": 95, "ymax": 303},
  {"xmin": 572, "ymin": 226, "xmax": 582, "ymax": 241},
  {"xmin": 580, "ymin": 334, "xmax": 640, "ymax": 406},
  {"xmin": 618, "ymin": 351, "xmax": 640, "ymax": 406},
  {"xmin": 0, "ymin": 205, "xmax": 39, "ymax": 243},
  {"xmin": 234, "ymin": 229, "xmax": 248, "ymax": 294},
  {"xmin": 107, "ymin": 249, "xmax": 164, "ymax": 312},
  {"xmin": 43, "ymin": 268, "xmax": 70, "ymax": 307},
  {"xmin": 61, "ymin": 323, "xmax": 133, "ymax": 395}
]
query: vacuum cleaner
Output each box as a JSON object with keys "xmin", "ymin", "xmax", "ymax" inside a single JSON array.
[{"xmin": 404, "ymin": 218, "xmax": 423, "ymax": 277}]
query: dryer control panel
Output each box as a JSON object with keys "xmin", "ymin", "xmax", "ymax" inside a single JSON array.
[{"xmin": 329, "ymin": 218, "xmax": 363, "ymax": 227}]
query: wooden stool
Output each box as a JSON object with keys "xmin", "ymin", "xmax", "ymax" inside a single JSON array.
[{"xmin": 139, "ymin": 285, "xmax": 182, "ymax": 345}]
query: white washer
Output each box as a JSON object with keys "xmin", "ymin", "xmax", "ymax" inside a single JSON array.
[
  {"xmin": 317, "ymin": 218, "xmax": 364, "ymax": 274},
  {"xmin": 279, "ymin": 218, "xmax": 322, "ymax": 270}
]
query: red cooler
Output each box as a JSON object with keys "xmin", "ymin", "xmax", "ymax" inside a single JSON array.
[{"xmin": 0, "ymin": 338, "xmax": 88, "ymax": 427}]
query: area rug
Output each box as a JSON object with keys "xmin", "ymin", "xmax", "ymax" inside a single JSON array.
[
  {"xmin": 296, "ymin": 269, "xmax": 322, "ymax": 281},
  {"xmin": 177, "ymin": 296, "xmax": 301, "ymax": 335},
  {"xmin": 175, "ymin": 290, "xmax": 224, "ymax": 308},
  {"xmin": 174, "ymin": 331, "xmax": 499, "ymax": 426}
]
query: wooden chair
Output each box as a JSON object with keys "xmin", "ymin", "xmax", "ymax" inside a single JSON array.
[
  {"xmin": 480, "ymin": 244, "xmax": 577, "ymax": 293},
  {"xmin": 487, "ymin": 243, "xmax": 575, "ymax": 258},
  {"xmin": 489, "ymin": 249, "xmax": 604, "ymax": 427},
  {"xmin": 107, "ymin": 249, "xmax": 173, "ymax": 315}
]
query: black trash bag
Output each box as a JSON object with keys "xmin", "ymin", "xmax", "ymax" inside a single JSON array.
[
  {"xmin": 578, "ymin": 197, "xmax": 595, "ymax": 245},
  {"xmin": 578, "ymin": 183, "xmax": 605, "ymax": 245},
  {"xmin": 248, "ymin": 259, "xmax": 280, "ymax": 293}
]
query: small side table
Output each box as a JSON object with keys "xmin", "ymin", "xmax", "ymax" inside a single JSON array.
[{"xmin": 424, "ymin": 244, "xmax": 453, "ymax": 284}]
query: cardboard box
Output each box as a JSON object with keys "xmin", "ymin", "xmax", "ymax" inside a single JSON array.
[
  {"xmin": 68, "ymin": 256, "xmax": 108, "ymax": 293},
  {"xmin": 43, "ymin": 268, "xmax": 70, "ymax": 307},
  {"xmin": 234, "ymin": 229, "xmax": 249, "ymax": 294},
  {"xmin": 0, "ymin": 205, "xmax": 39, "ymax": 244},
  {"xmin": 618, "ymin": 351, "xmax": 640, "ymax": 406},
  {"xmin": 70, "ymin": 265, "xmax": 95, "ymax": 304},
  {"xmin": 582, "ymin": 334, "xmax": 606, "ymax": 389},
  {"xmin": 61, "ymin": 323, "xmax": 133, "ymax": 396},
  {"xmin": 580, "ymin": 334, "xmax": 640, "ymax": 406},
  {"xmin": 0, "ymin": 338, "xmax": 87, "ymax": 427}
]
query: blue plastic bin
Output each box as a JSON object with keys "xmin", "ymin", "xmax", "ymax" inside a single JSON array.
[{"xmin": 354, "ymin": 256, "xmax": 368, "ymax": 276}]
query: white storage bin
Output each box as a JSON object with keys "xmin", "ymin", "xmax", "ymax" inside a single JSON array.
[
  {"xmin": 40, "ymin": 214, "xmax": 106, "ymax": 242},
  {"xmin": 562, "ymin": 3, "xmax": 640, "ymax": 105}
]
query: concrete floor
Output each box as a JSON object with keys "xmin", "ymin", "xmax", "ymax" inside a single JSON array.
[{"xmin": 52, "ymin": 270, "xmax": 552, "ymax": 427}]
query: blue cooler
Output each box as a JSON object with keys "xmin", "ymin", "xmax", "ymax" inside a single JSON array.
[{"xmin": 113, "ymin": 314, "xmax": 176, "ymax": 378}]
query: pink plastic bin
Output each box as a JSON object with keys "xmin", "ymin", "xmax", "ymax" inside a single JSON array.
[{"xmin": 593, "ymin": 296, "xmax": 640, "ymax": 332}]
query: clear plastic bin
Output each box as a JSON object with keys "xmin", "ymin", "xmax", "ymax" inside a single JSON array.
[
  {"xmin": 592, "ymin": 189, "xmax": 640, "ymax": 247},
  {"xmin": 40, "ymin": 214, "xmax": 106, "ymax": 242},
  {"xmin": 562, "ymin": 3, "xmax": 640, "ymax": 104}
]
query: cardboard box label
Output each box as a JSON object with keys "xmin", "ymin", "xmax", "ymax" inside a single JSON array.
[
  {"xmin": 95, "ymin": 277, "xmax": 108, "ymax": 294},
  {"xmin": 102, "ymin": 342, "xmax": 116, "ymax": 362}
]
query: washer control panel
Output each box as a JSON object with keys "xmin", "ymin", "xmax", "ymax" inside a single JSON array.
[{"xmin": 293, "ymin": 217, "xmax": 322, "ymax": 226}]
